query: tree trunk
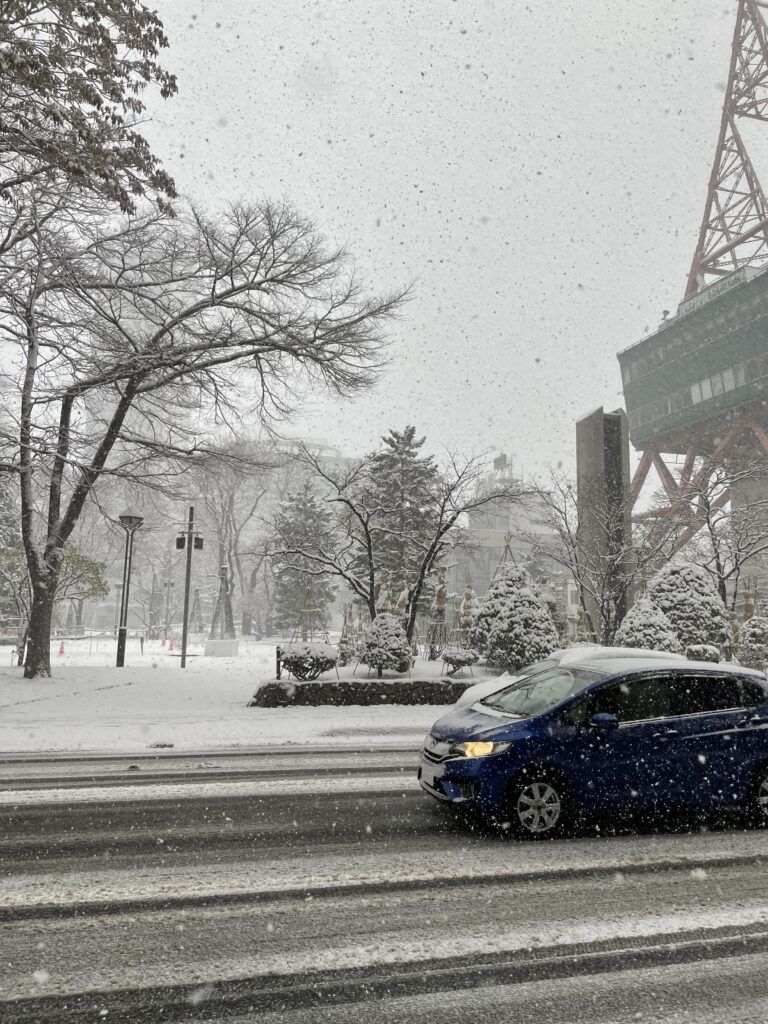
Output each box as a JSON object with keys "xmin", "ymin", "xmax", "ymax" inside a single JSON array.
[{"xmin": 24, "ymin": 584, "xmax": 56, "ymax": 678}]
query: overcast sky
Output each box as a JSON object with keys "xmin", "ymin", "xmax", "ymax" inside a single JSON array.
[{"xmin": 145, "ymin": 0, "xmax": 737, "ymax": 471}]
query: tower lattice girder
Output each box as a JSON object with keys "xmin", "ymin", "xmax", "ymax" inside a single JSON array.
[
  {"xmin": 687, "ymin": 0, "xmax": 768, "ymax": 297},
  {"xmin": 629, "ymin": 417, "xmax": 768, "ymax": 556}
]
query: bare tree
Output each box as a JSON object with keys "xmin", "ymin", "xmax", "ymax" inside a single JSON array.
[
  {"xmin": 2, "ymin": 194, "xmax": 404, "ymax": 676},
  {"xmin": 530, "ymin": 471, "xmax": 677, "ymax": 645},
  {"xmin": 273, "ymin": 445, "xmax": 528, "ymax": 642},
  {"xmin": 193, "ymin": 440, "xmax": 287, "ymax": 635},
  {"xmin": 659, "ymin": 461, "xmax": 768, "ymax": 612}
]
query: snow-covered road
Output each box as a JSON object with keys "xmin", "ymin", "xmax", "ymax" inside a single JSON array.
[{"xmin": 3, "ymin": 748, "xmax": 768, "ymax": 1021}]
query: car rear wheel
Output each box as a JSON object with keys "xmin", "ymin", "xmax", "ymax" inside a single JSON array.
[
  {"xmin": 748, "ymin": 764, "xmax": 768, "ymax": 827},
  {"xmin": 505, "ymin": 770, "xmax": 574, "ymax": 839}
]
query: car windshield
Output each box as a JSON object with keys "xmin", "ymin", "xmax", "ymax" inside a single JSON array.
[{"xmin": 481, "ymin": 666, "xmax": 603, "ymax": 717}]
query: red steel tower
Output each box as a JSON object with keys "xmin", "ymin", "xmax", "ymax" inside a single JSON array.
[{"xmin": 620, "ymin": 0, "xmax": 768, "ymax": 551}]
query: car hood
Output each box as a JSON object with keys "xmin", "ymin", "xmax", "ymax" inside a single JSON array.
[{"xmin": 429, "ymin": 702, "xmax": 534, "ymax": 743}]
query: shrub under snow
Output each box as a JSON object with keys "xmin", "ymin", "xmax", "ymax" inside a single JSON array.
[
  {"xmin": 614, "ymin": 599, "xmax": 683, "ymax": 654},
  {"xmin": 648, "ymin": 564, "xmax": 731, "ymax": 651},
  {"xmin": 738, "ymin": 616, "xmax": 768, "ymax": 670},
  {"xmin": 470, "ymin": 565, "xmax": 535, "ymax": 655},
  {"xmin": 685, "ymin": 643, "xmax": 720, "ymax": 663},
  {"xmin": 441, "ymin": 647, "xmax": 479, "ymax": 672},
  {"xmin": 280, "ymin": 643, "xmax": 338, "ymax": 680},
  {"xmin": 485, "ymin": 586, "xmax": 559, "ymax": 672},
  {"xmin": 358, "ymin": 613, "xmax": 412, "ymax": 672}
]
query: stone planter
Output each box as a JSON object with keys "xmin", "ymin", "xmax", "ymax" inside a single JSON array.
[{"xmin": 204, "ymin": 639, "xmax": 240, "ymax": 657}]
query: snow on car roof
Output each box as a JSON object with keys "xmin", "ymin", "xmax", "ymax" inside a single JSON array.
[
  {"xmin": 573, "ymin": 656, "xmax": 767, "ymax": 681},
  {"xmin": 556, "ymin": 645, "xmax": 686, "ymax": 665}
]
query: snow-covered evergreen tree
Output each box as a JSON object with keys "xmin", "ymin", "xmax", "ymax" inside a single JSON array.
[
  {"xmin": 613, "ymin": 599, "xmax": 683, "ymax": 653},
  {"xmin": 470, "ymin": 564, "xmax": 535, "ymax": 655},
  {"xmin": 271, "ymin": 486, "xmax": 336, "ymax": 633},
  {"xmin": 738, "ymin": 616, "xmax": 768, "ymax": 670},
  {"xmin": 361, "ymin": 426, "xmax": 441, "ymax": 581},
  {"xmin": 358, "ymin": 613, "xmax": 411, "ymax": 674},
  {"xmin": 648, "ymin": 563, "xmax": 731, "ymax": 650},
  {"xmin": 485, "ymin": 586, "xmax": 559, "ymax": 672}
]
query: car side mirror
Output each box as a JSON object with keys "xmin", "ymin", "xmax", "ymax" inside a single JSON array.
[{"xmin": 589, "ymin": 712, "xmax": 619, "ymax": 731}]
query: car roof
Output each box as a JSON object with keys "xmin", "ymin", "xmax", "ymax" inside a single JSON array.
[
  {"xmin": 555, "ymin": 645, "xmax": 686, "ymax": 665},
  {"xmin": 573, "ymin": 656, "xmax": 767, "ymax": 682}
]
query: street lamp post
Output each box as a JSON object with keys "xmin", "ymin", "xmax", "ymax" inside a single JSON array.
[{"xmin": 116, "ymin": 509, "xmax": 144, "ymax": 667}]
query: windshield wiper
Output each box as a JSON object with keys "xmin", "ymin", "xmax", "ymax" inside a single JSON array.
[{"xmin": 480, "ymin": 701, "xmax": 529, "ymax": 717}]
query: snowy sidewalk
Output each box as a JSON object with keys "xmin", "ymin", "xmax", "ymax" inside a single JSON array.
[{"xmin": 0, "ymin": 641, "xmax": 450, "ymax": 754}]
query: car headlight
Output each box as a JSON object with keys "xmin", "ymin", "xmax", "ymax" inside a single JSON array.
[{"xmin": 450, "ymin": 741, "xmax": 512, "ymax": 758}]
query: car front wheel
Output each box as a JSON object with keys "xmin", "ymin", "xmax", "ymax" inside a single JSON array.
[{"xmin": 505, "ymin": 771, "xmax": 573, "ymax": 839}]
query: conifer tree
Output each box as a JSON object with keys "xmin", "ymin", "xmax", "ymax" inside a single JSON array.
[
  {"xmin": 738, "ymin": 616, "xmax": 768, "ymax": 670},
  {"xmin": 470, "ymin": 564, "xmax": 535, "ymax": 655},
  {"xmin": 485, "ymin": 586, "xmax": 559, "ymax": 672},
  {"xmin": 363, "ymin": 426, "xmax": 440, "ymax": 582},
  {"xmin": 648, "ymin": 563, "xmax": 731, "ymax": 651},
  {"xmin": 358, "ymin": 613, "xmax": 411, "ymax": 675},
  {"xmin": 614, "ymin": 599, "xmax": 683, "ymax": 653},
  {"xmin": 271, "ymin": 487, "xmax": 336, "ymax": 633}
]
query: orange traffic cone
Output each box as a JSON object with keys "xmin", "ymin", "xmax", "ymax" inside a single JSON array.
[
  {"xmin": 58, "ymin": 640, "xmax": 65, "ymax": 656},
  {"xmin": 169, "ymin": 639, "xmax": 175, "ymax": 654}
]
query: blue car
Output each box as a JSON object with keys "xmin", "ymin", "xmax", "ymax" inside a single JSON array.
[{"xmin": 419, "ymin": 653, "xmax": 768, "ymax": 838}]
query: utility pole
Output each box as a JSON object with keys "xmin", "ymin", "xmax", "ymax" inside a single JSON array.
[{"xmin": 180, "ymin": 505, "xmax": 194, "ymax": 669}]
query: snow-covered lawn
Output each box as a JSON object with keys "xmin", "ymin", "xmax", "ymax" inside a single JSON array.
[{"xmin": 0, "ymin": 638, "xmax": 462, "ymax": 755}]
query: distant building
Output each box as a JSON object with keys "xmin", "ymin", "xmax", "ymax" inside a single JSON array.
[{"xmin": 451, "ymin": 454, "xmax": 577, "ymax": 635}]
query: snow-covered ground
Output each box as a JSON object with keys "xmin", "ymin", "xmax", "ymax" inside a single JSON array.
[{"xmin": 0, "ymin": 638, "xmax": 459, "ymax": 755}]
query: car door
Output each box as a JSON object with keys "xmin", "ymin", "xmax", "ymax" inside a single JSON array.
[
  {"xmin": 558, "ymin": 674, "xmax": 673, "ymax": 810},
  {"xmin": 662, "ymin": 674, "xmax": 768, "ymax": 806},
  {"xmin": 730, "ymin": 677, "xmax": 768, "ymax": 798}
]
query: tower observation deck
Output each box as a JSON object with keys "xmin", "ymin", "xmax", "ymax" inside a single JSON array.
[{"xmin": 620, "ymin": 264, "xmax": 768, "ymax": 454}]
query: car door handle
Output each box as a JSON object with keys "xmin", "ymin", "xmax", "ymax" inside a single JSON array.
[
  {"xmin": 653, "ymin": 729, "xmax": 680, "ymax": 739},
  {"xmin": 737, "ymin": 716, "xmax": 768, "ymax": 728}
]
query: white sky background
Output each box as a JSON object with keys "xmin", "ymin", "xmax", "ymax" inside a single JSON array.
[{"xmin": 144, "ymin": 0, "xmax": 737, "ymax": 471}]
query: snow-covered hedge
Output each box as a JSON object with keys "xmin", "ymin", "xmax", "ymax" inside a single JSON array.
[
  {"xmin": 648, "ymin": 564, "xmax": 731, "ymax": 650},
  {"xmin": 738, "ymin": 616, "xmax": 768, "ymax": 670},
  {"xmin": 485, "ymin": 586, "xmax": 559, "ymax": 672},
  {"xmin": 614, "ymin": 599, "xmax": 682, "ymax": 654},
  {"xmin": 358, "ymin": 614, "xmax": 412, "ymax": 672},
  {"xmin": 279, "ymin": 643, "xmax": 338, "ymax": 681},
  {"xmin": 685, "ymin": 643, "xmax": 720, "ymax": 663},
  {"xmin": 250, "ymin": 677, "xmax": 473, "ymax": 707}
]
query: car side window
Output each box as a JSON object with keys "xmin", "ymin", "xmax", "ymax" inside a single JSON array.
[
  {"xmin": 669, "ymin": 675, "xmax": 743, "ymax": 716},
  {"xmin": 739, "ymin": 679, "xmax": 768, "ymax": 708},
  {"xmin": 591, "ymin": 676, "xmax": 671, "ymax": 724}
]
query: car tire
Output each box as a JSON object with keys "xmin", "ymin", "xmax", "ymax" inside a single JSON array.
[
  {"xmin": 748, "ymin": 763, "xmax": 768, "ymax": 828},
  {"xmin": 504, "ymin": 768, "xmax": 574, "ymax": 840}
]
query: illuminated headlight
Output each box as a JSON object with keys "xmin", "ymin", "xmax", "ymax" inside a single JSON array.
[{"xmin": 450, "ymin": 741, "xmax": 512, "ymax": 758}]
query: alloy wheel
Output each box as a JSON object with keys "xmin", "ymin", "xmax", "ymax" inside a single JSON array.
[
  {"xmin": 516, "ymin": 781, "xmax": 562, "ymax": 834},
  {"xmin": 757, "ymin": 775, "xmax": 768, "ymax": 819}
]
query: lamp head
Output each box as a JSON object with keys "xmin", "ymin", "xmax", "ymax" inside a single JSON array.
[{"xmin": 118, "ymin": 509, "xmax": 144, "ymax": 531}]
